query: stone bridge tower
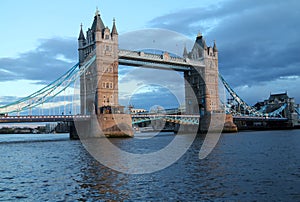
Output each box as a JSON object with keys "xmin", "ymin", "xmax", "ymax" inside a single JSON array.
[
  {"xmin": 184, "ymin": 34, "xmax": 220, "ymax": 115},
  {"xmin": 78, "ymin": 9, "xmax": 119, "ymax": 115},
  {"xmin": 78, "ymin": 9, "xmax": 133, "ymax": 137}
]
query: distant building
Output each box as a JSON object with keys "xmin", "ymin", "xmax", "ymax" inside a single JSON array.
[
  {"xmin": 130, "ymin": 108, "xmax": 147, "ymax": 114},
  {"xmin": 253, "ymin": 101, "xmax": 265, "ymax": 111},
  {"xmin": 55, "ymin": 122, "xmax": 70, "ymax": 133},
  {"xmin": 45, "ymin": 123, "xmax": 57, "ymax": 133},
  {"xmin": 295, "ymin": 104, "xmax": 300, "ymax": 119},
  {"xmin": 253, "ymin": 92, "xmax": 296, "ymax": 120},
  {"xmin": 264, "ymin": 92, "xmax": 295, "ymax": 117}
]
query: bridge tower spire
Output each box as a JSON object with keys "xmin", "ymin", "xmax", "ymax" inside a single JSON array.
[
  {"xmin": 213, "ymin": 40, "xmax": 218, "ymax": 52},
  {"xmin": 183, "ymin": 44, "xmax": 188, "ymax": 58},
  {"xmin": 111, "ymin": 18, "xmax": 118, "ymax": 36},
  {"xmin": 78, "ymin": 24, "xmax": 86, "ymax": 65}
]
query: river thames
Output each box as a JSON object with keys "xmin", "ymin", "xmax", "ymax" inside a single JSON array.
[{"xmin": 0, "ymin": 130, "xmax": 299, "ymax": 201}]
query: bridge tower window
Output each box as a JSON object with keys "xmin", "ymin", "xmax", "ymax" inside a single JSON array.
[{"xmin": 105, "ymin": 45, "xmax": 111, "ymax": 51}]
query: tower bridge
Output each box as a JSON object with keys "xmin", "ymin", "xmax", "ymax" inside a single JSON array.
[
  {"xmin": 0, "ymin": 9, "xmax": 298, "ymax": 138},
  {"xmin": 76, "ymin": 8, "xmax": 221, "ymax": 137}
]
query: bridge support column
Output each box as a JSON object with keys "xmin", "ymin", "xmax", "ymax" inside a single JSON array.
[
  {"xmin": 69, "ymin": 120, "xmax": 91, "ymax": 140},
  {"xmin": 288, "ymin": 112, "xmax": 298, "ymax": 128},
  {"xmin": 69, "ymin": 122, "xmax": 79, "ymax": 140},
  {"xmin": 96, "ymin": 114, "xmax": 133, "ymax": 137},
  {"xmin": 199, "ymin": 112, "xmax": 234, "ymax": 133},
  {"xmin": 223, "ymin": 114, "xmax": 238, "ymax": 132}
]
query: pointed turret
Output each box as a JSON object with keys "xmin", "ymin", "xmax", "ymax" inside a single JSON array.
[
  {"xmin": 78, "ymin": 24, "xmax": 86, "ymax": 65},
  {"xmin": 111, "ymin": 18, "xmax": 118, "ymax": 35},
  {"xmin": 203, "ymin": 38, "xmax": 207, "ymax": 50},
  {"xmin": 195, "ymin": 32, "xmax": 207, "ymax": 50},
  {"xmin": 213, "ymin": 40, "xmax": 218, "ymax": 52},
  {"xmin": 78, "ymin": 24, "xmax": 86, "ymax": 40},
  {"xmin": 183, "ymin": 45, "xmax": 188, "ymax": 58},
  {"xmin": 91, "ymin": 8, "xmax": 105, "ymax": 32},
  {"xmin": 196, "ymin": 32, "xmax": 202, "ymax": 40}
]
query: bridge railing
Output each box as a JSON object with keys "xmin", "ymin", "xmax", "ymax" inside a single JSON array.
[{"xmin": 0, "ymin": 115, "xmax": 91, "ymax": 123}]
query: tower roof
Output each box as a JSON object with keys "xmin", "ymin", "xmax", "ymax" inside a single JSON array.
[
  {"xmin": 91, "ymin": 8, "xmax": 105, "ymax": 32},
  {"xmin": 203, "ymin": 38, "xmax": 207, "ymax": 50},
  {"xmin": 213, "ymin": 40, "xmax": 218, "ymax": 52},
  {"xmin": 78, "ymin": 24, "xmax": 86, "ymax": 40},
  {"xmin": 111, "ymin": 18, "xmax": 118, "ymax": 35},
  {"xmin": 183, "ymin": 45, "xmax": 188, "ymax": 57},
  {"xmin": 195, "ymin": 34, "xmax": 207, "ymax": 50},
  {"xmin": 269, "ymin": 92, "xmax": 289, "ymax": 101}
]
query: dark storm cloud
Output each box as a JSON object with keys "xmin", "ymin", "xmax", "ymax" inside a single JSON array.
[
  {"xmin": 0, "ymin": 37, "xmax": 77, "ymax": 84},
  {"xmin": 148, "ymin": 0, "xmax": 300, "ymax": 88}
]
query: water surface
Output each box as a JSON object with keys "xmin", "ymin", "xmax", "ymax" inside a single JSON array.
[{"xmin": 0, "ymin": 130, "xmax": 299, "ymax": 201}]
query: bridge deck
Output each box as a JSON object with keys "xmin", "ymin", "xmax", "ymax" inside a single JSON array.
[
  {"xmin": 233, "ymin": 116, "xmax": 288, "ymax": 122},
  {"xmin": 0, "ymin": 114, "xmax": 288, "ymax": 123},
  {"xmin": 0, "ymin": 115, "xmax": 90, "ymax": 123}
]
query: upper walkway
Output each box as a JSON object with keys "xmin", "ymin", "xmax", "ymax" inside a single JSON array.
[{"xmin": 118, "ymin": 49, "xmax": 204, "ymax": 71}]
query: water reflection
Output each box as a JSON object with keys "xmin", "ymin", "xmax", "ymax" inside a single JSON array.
[{"xmin": 76, "ymin": 151, "xmax": 130, "ymax": 201}]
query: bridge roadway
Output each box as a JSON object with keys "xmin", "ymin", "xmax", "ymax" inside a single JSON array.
[
  {"xmin": 131, "ymin": 114, "xmax": 200, "ymax": 118},
  {"xmin": 233, "ymin": 116, "xmax": 288, "ymax": 122},
  {"xmin": 0, "ymin": 114, "xmax": 287, "ymax": 124},
  {"xmin": 0, "ymin": 115, "xmax": 90, "ymax": 123},
  {"xmin": 132, "ymin": 114, "xmax": 288, "ymax": 121},
  {"xmin": 0, "ymin": 114, "xmax": 200, "ymax": 123}
]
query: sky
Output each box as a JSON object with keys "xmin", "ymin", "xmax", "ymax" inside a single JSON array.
[{"xmin": 0, "ymin": 0, "xmax": 299, "ymax": 112}]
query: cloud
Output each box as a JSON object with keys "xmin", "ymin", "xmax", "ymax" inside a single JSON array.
[
  {"xmin": 0, "ymin": 96, "xmax": 18, "ymax": 106},
  {"xmin": 0, "ymin": 37, "xmax": 77, "ymax": 84},
  {"xmin": 233, "ymin": 76, "xmax": 300, "ymax": 105},
  {"xmin": 148, "ymin": 0, "xmax": 300, "ymax": 98},
  {"xmin": 119, "ymin": 29, "xmax": 194, "ymax": 56},
  {"xmin": 119, "ymin": 84, "xmax": 181, "ymax": 110},
  {"xmin": 119, "ymin": 65, "xmax": 185, "ymax": 109}
]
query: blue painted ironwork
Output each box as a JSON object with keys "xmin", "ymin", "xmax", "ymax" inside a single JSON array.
[{"xmin": 132, "ymin": 115, "xmax": 200, "ymax": 125}]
